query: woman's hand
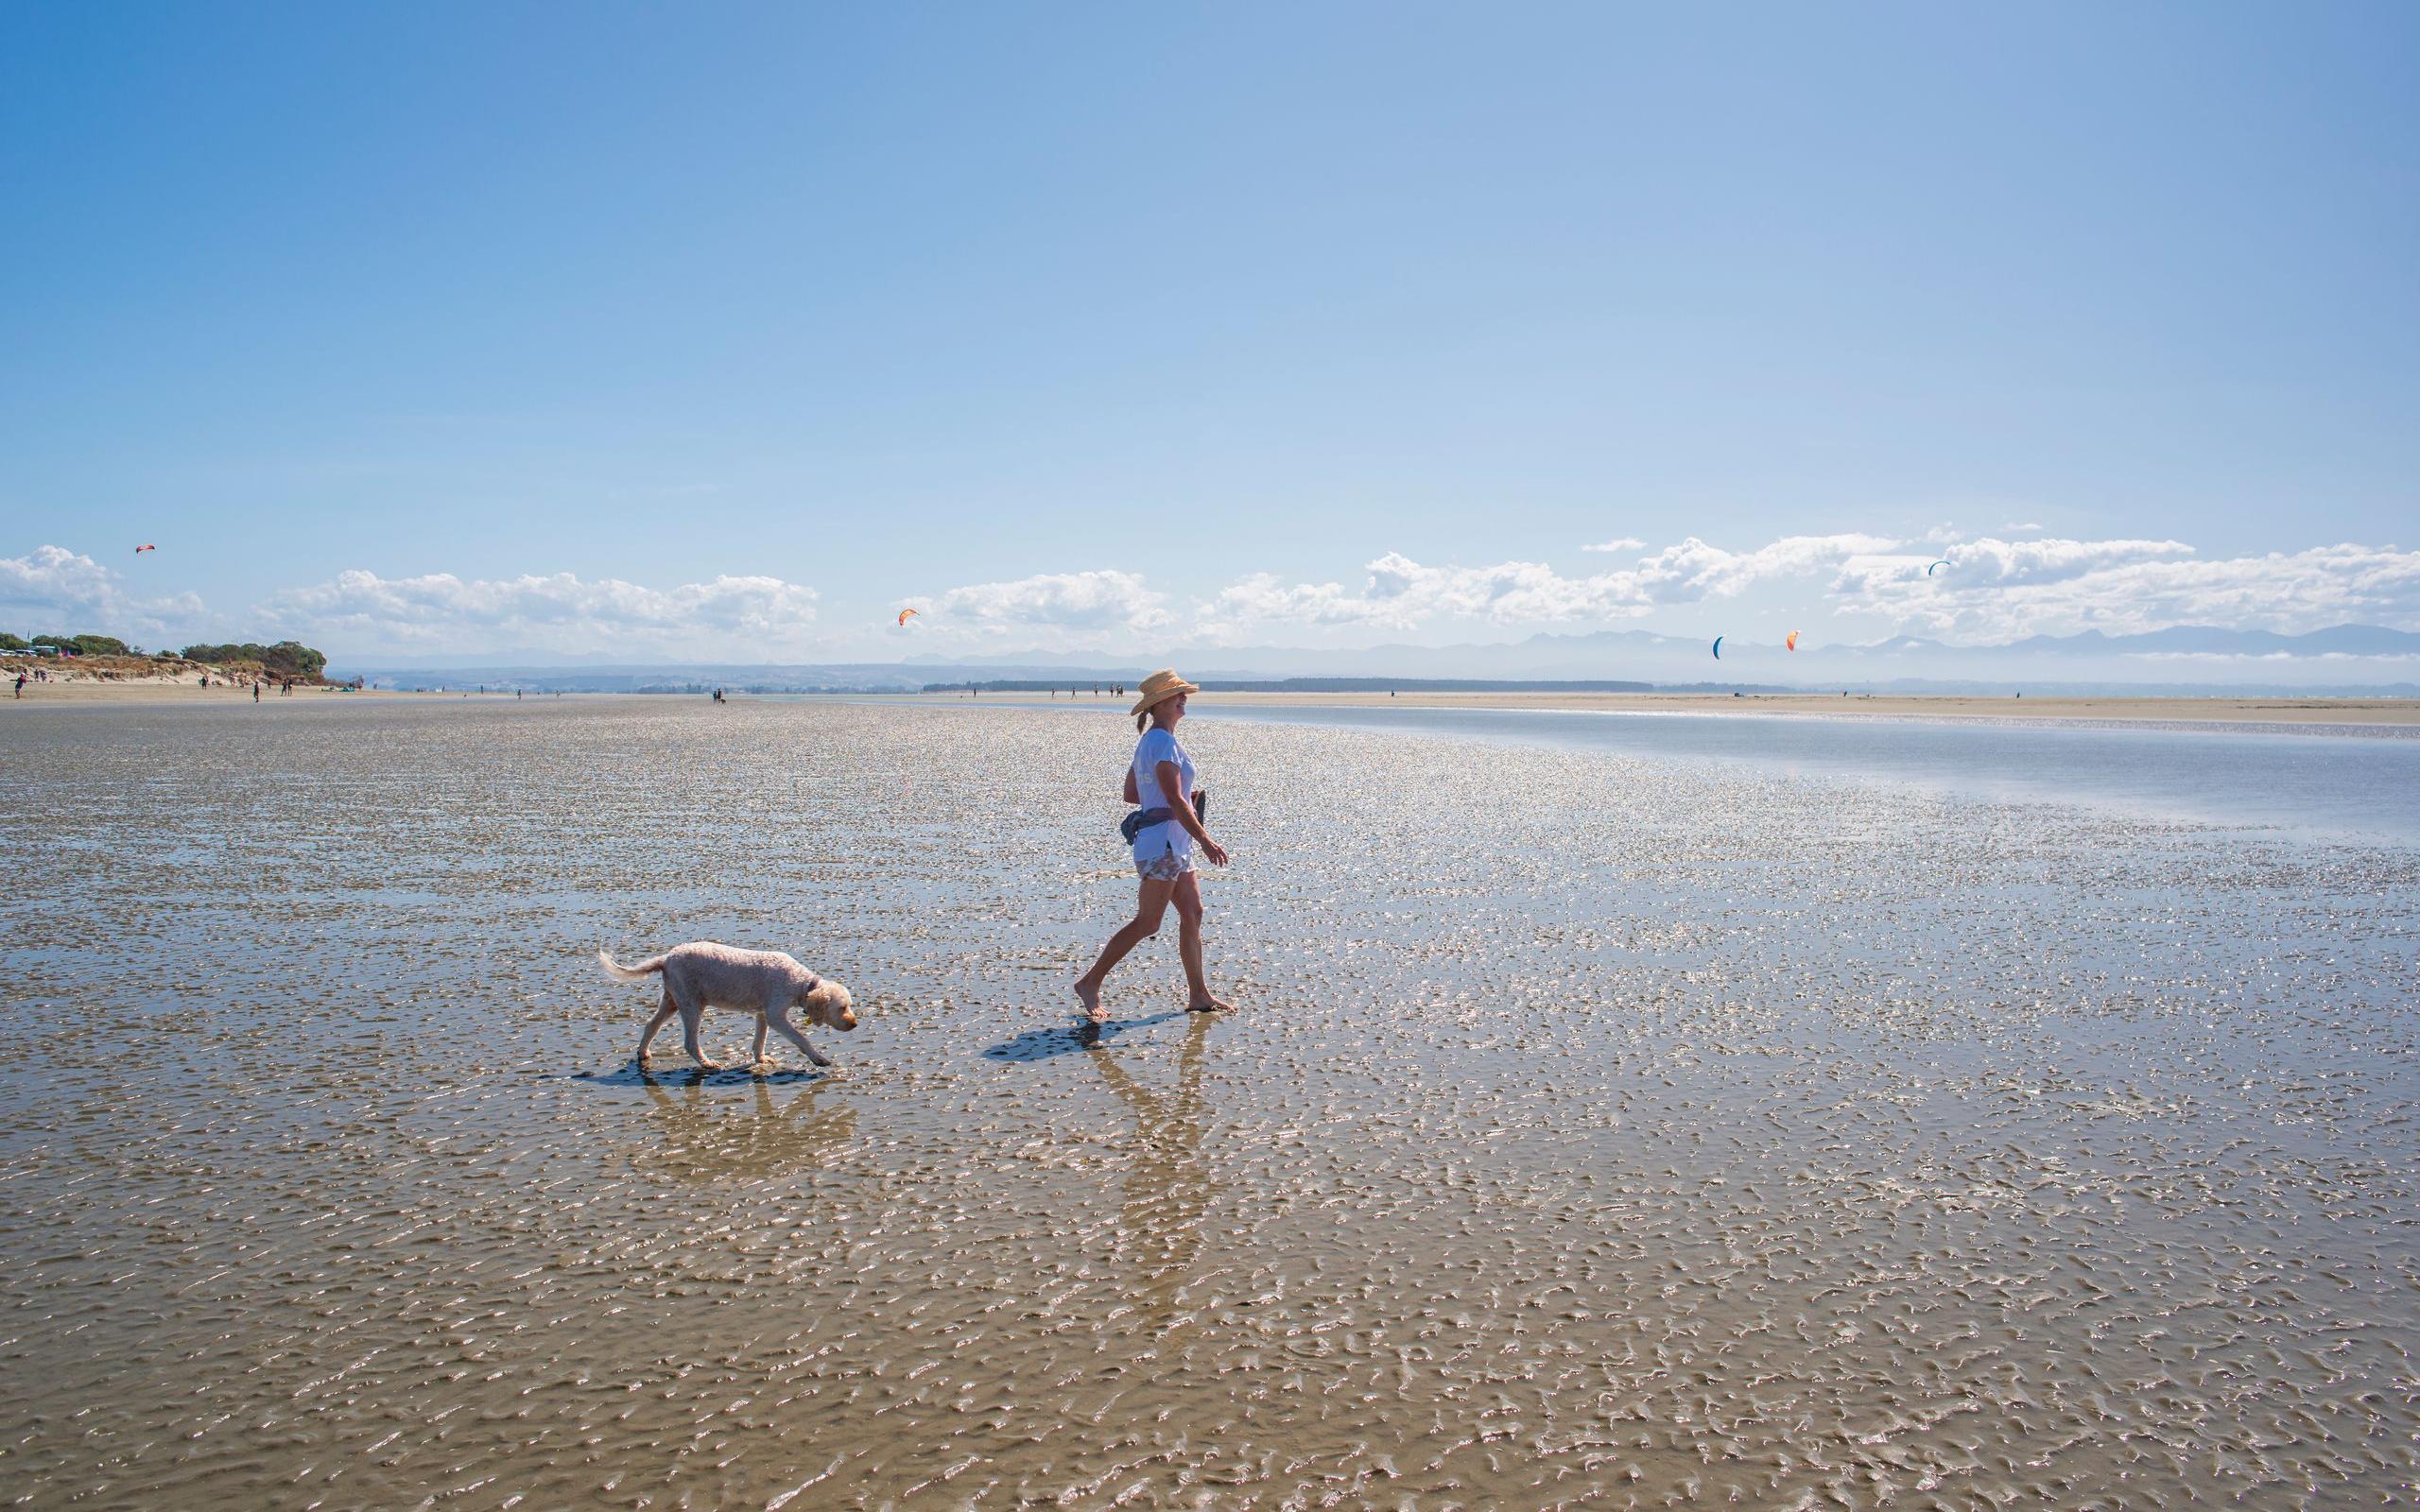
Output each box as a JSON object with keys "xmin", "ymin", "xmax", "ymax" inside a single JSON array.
[{"xmin": 1153, "ymin": 759, "xmax": 1222, "ymax": 863}]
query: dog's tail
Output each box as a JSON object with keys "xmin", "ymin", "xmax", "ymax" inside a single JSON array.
[{"xmin": 598, "ymin": 949, "xmax": 669, "ymax": 983}]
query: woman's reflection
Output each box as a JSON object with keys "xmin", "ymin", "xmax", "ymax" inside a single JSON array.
[{"xmin": 1087, "ymin": 1013, "xmax": 1217, "ymax": 1329}]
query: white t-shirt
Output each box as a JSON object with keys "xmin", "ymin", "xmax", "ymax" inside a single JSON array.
[{"xmin": 1130, "ymin": 726, "xmax": 1196, "ymax": 859}]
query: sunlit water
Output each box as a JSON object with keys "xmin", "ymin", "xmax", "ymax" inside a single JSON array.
[
  {"xmin": 1005, "ymin": 696, "xmax": 2420, "ymax": 849},
  {"xmin": 0, "ymin": 697, "xmax": 2412, "ymax": 1508}
]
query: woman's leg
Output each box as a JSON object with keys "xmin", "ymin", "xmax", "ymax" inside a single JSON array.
[
  {"xmin": 1173, "ymin": 870, "xmax": 1233, "ymax": 1011},
  {"xmin": 1075, "ymin": 876, "xmax": 1177, "ymax": 1022}
]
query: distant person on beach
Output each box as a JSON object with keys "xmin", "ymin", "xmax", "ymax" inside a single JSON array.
[
  {"xmin": 1074, "ymin": 669, "xmax": 1234, "ymax": 1022},
  {"xmin": 252, "ymin": 682, "xmax": 261, "ymax": 703},
  {"xmin": 13, "ymin": 672, "xmax": 24, "ymax": 698}
]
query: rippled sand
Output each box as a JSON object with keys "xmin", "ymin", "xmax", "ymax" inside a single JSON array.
[{"xmin": 1, "ymin": 698, "xmax": 2412, "ymax": 1509}]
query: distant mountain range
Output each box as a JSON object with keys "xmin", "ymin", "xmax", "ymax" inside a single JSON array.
[{"xmin": 335, "ymin": 624, "xmax": 2420, "ymax": 696}]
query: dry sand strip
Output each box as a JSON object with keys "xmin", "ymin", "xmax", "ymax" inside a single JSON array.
[
  {"xmin": 9, "ymin": 679, "xmax": 2414, "ymax": 725},
  {"xmin": 1, "ymin": 679, "xmax": 410, "ymax": 702},
  {"xmin": 1172, "ymin": 689, "xmax": 2420, "ymax": 727}
]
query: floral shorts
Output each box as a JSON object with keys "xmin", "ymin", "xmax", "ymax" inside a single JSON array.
[{"xmin": 1135, "ymin": 844, "xmax": 1195, "ymax": 882}]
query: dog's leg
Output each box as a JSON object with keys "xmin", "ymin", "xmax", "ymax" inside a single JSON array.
[
  {"xmin": 680, "ymin": 1002, "xmax": 721, "ymax": 1072},
  {"xmin": 750, "ymin": 1014, "xmax": 771, "ymax": 1069},
  {"xmin": 635, "ymin": 992, "xmax": 679, "ymax": 1067},
  {"xmin": 769, "ymin": 1004, "xmax": 833, "ymax": 1068}
]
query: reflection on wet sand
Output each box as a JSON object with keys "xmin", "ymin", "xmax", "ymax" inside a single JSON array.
[
  {"xmin": 1085, "ymin": 1013, "xmax": 1217, "ymax": 1331},
  {"xmin": 636, "ymin": 1070, "xmax": 857, "ymax": 1181}
]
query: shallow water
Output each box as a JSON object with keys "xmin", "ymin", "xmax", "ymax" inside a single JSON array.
[
  {"xmin": 1, "ymin": 697, "xmax": 2413, "ymax": 1509},
  {"xmin": 1001, "ymin": 696, "xmax": 2420, "ymax": 848}
]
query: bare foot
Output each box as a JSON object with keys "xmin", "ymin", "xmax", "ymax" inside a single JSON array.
[
  {"xmin": 1187, "ymin": 993, "xmax": 1236, "ymax": 1012},
  {"xmin": 1073, "ymin": 978, "xmax": 1108, "ymax": 1023}
]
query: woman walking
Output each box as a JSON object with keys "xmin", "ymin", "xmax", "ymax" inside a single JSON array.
[{"xmin": 1075, "ymin": 669, "xmax": 1234, "ymax": 1022}]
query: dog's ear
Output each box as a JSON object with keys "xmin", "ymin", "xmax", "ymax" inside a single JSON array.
[{"xmin": 805, "ymin": 980, "xmax": 856, "ymax": 1029}]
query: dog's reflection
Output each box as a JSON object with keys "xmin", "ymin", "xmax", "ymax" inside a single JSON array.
[
  {"xmin": 1086, "ymin": 1012, "xmax": 1217, "ymax": 1327},
  {"xmin": 636, "ymin": 1070, "xmax": 857, "ymax": 1181}
]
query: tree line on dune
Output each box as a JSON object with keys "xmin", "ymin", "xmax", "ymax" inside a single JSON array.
[{"xmin": 1, "ymin": 632, "xmax": 328, "ymax": 679}]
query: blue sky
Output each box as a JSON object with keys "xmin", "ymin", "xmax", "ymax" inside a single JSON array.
[{"xmin": 4, "ymin": 1, "xmax": 2415, "ymax": 662}]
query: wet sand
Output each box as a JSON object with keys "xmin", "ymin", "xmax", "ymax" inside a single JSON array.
[{"xmin": 1, "ymin": 697, "xmax": 2413, "ymax": 1508}]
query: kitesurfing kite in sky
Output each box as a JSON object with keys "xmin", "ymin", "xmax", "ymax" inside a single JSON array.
[
  {"xmin": 1711, "ymin": 636, "xmax": 1723, "ymax": 660},
  {"xmin": 896, "ymin": 608, "xmax": 919, "ymax": 627},
  {"xmin": 1927, "ymin": 559, "xmax": 1951, "ymax": 576},
  {"xmin": 134, "ymin": 543, "xmax": 155, "ymax": 555},
  {"xmin": 1786, "ymin": 630, "xmax": 1800, "ymax": 651}
]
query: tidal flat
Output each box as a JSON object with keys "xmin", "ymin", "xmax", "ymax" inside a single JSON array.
[{"xmin": 0, "ymin": 697, "xmax": 2413, "ymax": 1509}]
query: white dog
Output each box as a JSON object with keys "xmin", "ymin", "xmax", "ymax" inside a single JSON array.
[{"xmin": 599, "ymin": 941, "xmax": 856, "ymax": 1071}]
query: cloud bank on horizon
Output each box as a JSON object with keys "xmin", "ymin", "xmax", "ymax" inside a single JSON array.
[
  {"xmin": 8, "ymin": 529, "xmax": 2418, "ymax": 663},
  {"xmin": 0, "ymin": 545, "xmax": 207, "ymax": 646}
]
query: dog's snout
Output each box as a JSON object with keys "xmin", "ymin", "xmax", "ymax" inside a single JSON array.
[{"xmin": 839, "ymin": 1011, "xmax": 859, "ymax": 1032}]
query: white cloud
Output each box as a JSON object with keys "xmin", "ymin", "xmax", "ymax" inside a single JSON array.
[
  {"xmin": 1834, "ymin": 538, "xmax": 2420, "ymax": 641},
  {"xmin": 2000, "ymin": 520, "xmax": 2045, "ymax": 533},
  {"xmin": 1199, "ymin": 554, "xmax": 1623, "ymax": 634},
  {"xmin": 930, "ymin": 569, "xmax": 1171, "ymax": 643},
  {"xmin": 2130, "ymin": 650, "xmax": 2420, "ymax": 664},
  {"xmin": 37, "ymin": 524, "xmax": 2408, "ymax": 668},
  {"xmin": 1191, "ymin": 530, "xmax": 2420, "ymax": 647},
  {"xmin": 262, "ymin": 568, "xmax": 821, "ymax": 656},
  {"xmin": 1628, "ymin": 534, "xmax": 1901, "ymax": 602},
  {"xmin": 1837, "ymin": 536, "xmax": 2193, "ymax": 591},
  {"xmin": 0, "ymin": 544, "xmax": 208, "ymax": 645},
  {"xmin": 1581, "ymin": 537, "xmax": 1646, "ymax": 553},
  {"xmin": 1199, "ymin": 535, "xmax": 1900, "ymax": 638},
  {"xmin": 1195, "ymin": 571, "xmax": 1393, "ymax": 629}
]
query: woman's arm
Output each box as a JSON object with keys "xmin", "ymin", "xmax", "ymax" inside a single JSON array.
[
  {"xmin": 1157, "ymin": 760, "xmax": 1228, "ymax": 866},
  {"xmin": 1123, "ymin": 767, "xmax": 1139, "ymax": 805}
]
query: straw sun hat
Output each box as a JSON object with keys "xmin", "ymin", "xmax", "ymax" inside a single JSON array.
[{"xmin": 1129, "ymin": 668, "xmax": 1201, "ymax": 719}]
